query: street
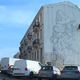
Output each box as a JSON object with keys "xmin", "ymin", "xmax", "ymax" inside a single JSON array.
[
  {"xmin": 0, "ymin": 72, "xmax": 79, "ymax": 80},
  {"xmin": 0, "ymin": 73, "xmax": 50, "ymax": 80}
]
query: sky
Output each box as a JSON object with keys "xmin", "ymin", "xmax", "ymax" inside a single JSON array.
[{"xmin": 0, "ymin": 0, "xmax": 80, "ymax": 59}]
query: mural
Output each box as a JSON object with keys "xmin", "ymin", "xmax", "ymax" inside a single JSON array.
[{"xmin": 51, "ymin": 6, "xmax": 80, "ymax": 66}]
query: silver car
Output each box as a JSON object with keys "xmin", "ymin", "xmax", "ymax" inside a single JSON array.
[
  {"xmin": 61, "ymin": 66, "xmax": 80, "ymax": 79},
  {"xmin": 38, "ymin": 66, "xmax": 60, "ymax": 79}
]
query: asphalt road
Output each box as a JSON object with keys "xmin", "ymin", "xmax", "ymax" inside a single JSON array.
[
  {"xmin": 0, "ymin": 72, "xmax": 79, "ymax": 80},
  {"xmin": 0, "ymin": 73, "xmax": 49, "ymax": 80},
  {"xmin": 0, "ymin": 71, "xmax": 59, "ymax": 80}
]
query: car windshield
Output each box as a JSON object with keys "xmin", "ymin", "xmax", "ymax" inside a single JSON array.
[
  {"xmin": 39, "ymin": 63, "xmax": 44, "ymax": 67},
  {"xmin": 41, "ymin": 66, "xmax": 53, "ymax": 70},
  {"xmin": 63, "ymin": 66, "xmax": 78, "ymax": 71}
]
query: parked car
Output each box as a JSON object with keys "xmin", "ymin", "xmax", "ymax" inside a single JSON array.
[
  {"xmin": 61, "ymin": 66, "xmax": 80, "ymax": 79},
  {"xmin": 12, "ymin": 59, "xmax": 42, "ymax": 77},
  {"xmin": 1, "ymin": 57, "xmax": 20, "ymax": 74},
  {"xmin": 38, "ymin": 65, "xmax": 61, "ymax": 79}
]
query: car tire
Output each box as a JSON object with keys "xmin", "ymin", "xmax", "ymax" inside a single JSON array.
[
  {"xmin": 38, "ymin": 78, "xmax": 42, "ymax": 80},
  {"xmin": 30, "ymin": 72, "xmax": 34, "ymax": 77}
]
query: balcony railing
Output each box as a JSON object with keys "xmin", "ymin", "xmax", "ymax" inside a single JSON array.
[
  {"xmin": 19, "ymin": 53, "xmax": 23, "ymax": 59},
  {"xmin": 24, "ymin": 40, "xmax": 28, "ymax": 46},
  {"xmin": 27, "ymin": 33, "xmax": 32, "ymax": 40},
  {"xmin": 33, "ymin": 39, "xmax": 40, "ymax": 48},
  {"xmin": 33, "ymin": 21, "xmax": 40, "ymax": 33},
  {"xmin": 27, "ymin": 46, "xmax": 32, "ymax": 53},
  {"xmin": 19, "ymin": 52, "xmax": 21, "ymax": 58},
  {"xmin": 19, "ymin": 44, "xmax": 24, "ymax": 52},
  {"xmin": 19, "ymin": 47, "xmax": 21, "ymax": 51}
]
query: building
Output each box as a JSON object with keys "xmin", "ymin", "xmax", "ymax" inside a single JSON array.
[
  {"xmin": 14, "ymin": 52, "xmax": 20, "ymax": 58},
  {"xmin": 19, "ymin": 1, "xmax": 80, "ymax": 68}
]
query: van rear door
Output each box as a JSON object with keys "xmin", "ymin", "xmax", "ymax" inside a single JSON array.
[{"xmin": 13, "ymin": 60, "xmax": 28, "ymax": 76}]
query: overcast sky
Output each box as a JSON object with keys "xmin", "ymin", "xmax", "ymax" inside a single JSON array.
[{"xmin": 0, "ymin": 0, "xmax": 80, "ymax": 59}]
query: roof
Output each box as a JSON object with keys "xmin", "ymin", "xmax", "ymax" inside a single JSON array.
[{"xmin": 43, "ymin": 1, "xmax": 77, "ymax": 8}]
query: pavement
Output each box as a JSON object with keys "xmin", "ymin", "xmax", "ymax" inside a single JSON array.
[
  {"xmin": 0, "ymin": 72, "xmax": 56, "ymax": 80},
  {"xmin": 0, "ymin": 73, "xmax": 41, "ymax": 80}
]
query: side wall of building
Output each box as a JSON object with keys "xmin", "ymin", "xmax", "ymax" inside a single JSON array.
[{"xmin": 43, "ymin": 2, "xmax": 80, "ymax": 68}]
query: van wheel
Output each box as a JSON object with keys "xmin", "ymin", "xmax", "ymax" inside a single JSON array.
[{"xmin": 30, "ymin": 72, "xmax": 34, "ymax": 77}]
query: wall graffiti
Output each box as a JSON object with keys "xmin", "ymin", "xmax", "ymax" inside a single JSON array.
[{"xmin": 50, "ymin": 8, "xmax": 79, "ymax": 66}]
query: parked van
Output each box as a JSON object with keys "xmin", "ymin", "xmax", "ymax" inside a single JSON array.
[
  {"xmin": 1, "ymin": 57, "xmax": 20, "ymax": 74},
  {"xmin": 12, "ymin": 59, "xmax": 42, "ymax": 77}
]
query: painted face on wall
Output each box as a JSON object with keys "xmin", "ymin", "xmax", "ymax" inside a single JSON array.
[{"xmin": 51, "ymin": 7, "xmax": 80, "ymax": 64}]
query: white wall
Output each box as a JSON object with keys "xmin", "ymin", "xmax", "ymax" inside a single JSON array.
[{"xmin": 43, "ymin": 2, "xmax": 80, "ymax": 66}]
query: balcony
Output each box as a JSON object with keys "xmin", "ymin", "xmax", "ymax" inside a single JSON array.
[
  {"xmin": 19, "ymin": 55, "xmax": 21, "ymax": 59},
  {"xmin": 24, "ymin": 40, "xmax": 28, "ymax": 46},
  {"xmin": 33, "ymin": 39, "xmax": 40, "ymax": 48},
  {"xmin": 33, "ymin": 21, "xmax": 40, "ymax": 33},
  {"xmin": 19, "ymin": 47, "xmax": 21, "ymax": 51},
  {"xmin": 19, "ymin": 47, "xmax": 22, "ymax": 52},
  {"xmin": 27, "ymin": 46, "xmax": 32, "ymax": 53},
  {"xmin": 19, "ymin": 53, "xmax": 23, "ymax": 59},
  {"xmin": 19, "ymin": 44, "xmax": 24, "ymax": 52},
  {"xmin": 27, "ymin": 33, "xmax": 32, "ymax": 40}
]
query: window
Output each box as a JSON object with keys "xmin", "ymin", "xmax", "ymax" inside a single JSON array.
[
  {"xmin": 78, "ymin": 24, "xmax": 80, "ymax": 30},
  {"xmin": 41, "ymin": 66, "xmax": 53, "ymax": 71},
  {"xmin": 63, "ymin": 66, "xmax": 78, "ymax": 70}
]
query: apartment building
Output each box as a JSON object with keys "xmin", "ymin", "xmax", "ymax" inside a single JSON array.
[
  {"xmin": 14, "ymin": 52, "xmax": 20, "ymax": 58},
  {"xmin": 19, "ymin": 7, "xmax": 43, "ymax": 63},
  {"xmin": 19, "ymin": 1, "xmax": 80, "ymax": 68}
]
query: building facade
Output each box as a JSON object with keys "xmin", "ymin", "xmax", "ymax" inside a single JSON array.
[
  {"xmin": 19, "ymin": 7, "xmax": 43, "ymax": 63},
  {"xmin": 14, "ymin": 52, "xmax": 20, "ymax": 58},
  {"xmin": 19, "ymin": 1, "xmax": 80, "ymax": 68}
]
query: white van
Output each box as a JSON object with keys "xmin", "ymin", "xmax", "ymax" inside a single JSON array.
[
  {"xmin": 12, "ymin": 59, "xmax": 42, "ymax": 76},
  {"xmin": 1, "ymin": 57, "xmax": 20, "ymax": 74}
]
